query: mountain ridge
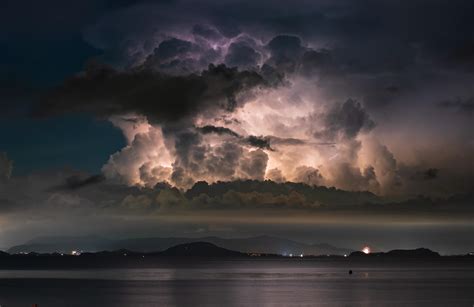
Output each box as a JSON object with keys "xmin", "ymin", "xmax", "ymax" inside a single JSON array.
[{"xmin": 8, "ymin": 235, "xmax": 353, "ymax": 256}]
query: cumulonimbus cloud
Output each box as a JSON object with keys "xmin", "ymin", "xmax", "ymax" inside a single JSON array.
[{"xmin": 34, "ymin": 12, "xmax": 474, "ymax": 196}]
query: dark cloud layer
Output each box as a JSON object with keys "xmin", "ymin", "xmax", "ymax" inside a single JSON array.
[
  {"xmin": 197, "ymin": 125, "xmax": 273, "ymax": 150},
  {"xmin": 1, "ymin": 167, "xmax": 473, "ymax": 253},
  {"xmin": 50, "ymin": 174, "xmax": 106, "ymax": 191},
  {"xmin": 438, "ymin": 97, "xmax": 474, "ymax": 114},
  {"xmin": 37, "ymin": 62, "xmax": 266, "ymax": 124},
  {"xmin": 2, "ymin": 171, "xmax": 472, "ymax": 220},
  {"xmin": 197, "ymin": 125, "xmax": 240, "ymax": 138}
]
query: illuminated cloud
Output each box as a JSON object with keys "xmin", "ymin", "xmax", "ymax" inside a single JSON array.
[{"xmin": 32, "ymin": 1, "xmax": 474, "ymax": 198}]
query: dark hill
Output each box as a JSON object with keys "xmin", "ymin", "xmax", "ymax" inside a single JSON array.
[
  {"xmin": 8, "ymin": 235, "xmax": 352, "ymax": 256},
  {"xmin": 159, "ymin": 242, "xmax": 246, "ymax": 257},
  {"xmin": 386, "ymin": 248, "xmax": 440, "ymax": 257},
  {"xmin": 350, "ymin": 248, "xmax": 440, "ymax": 258}
]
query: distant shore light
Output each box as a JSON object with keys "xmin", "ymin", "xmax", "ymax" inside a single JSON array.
[{"xmin": 362, "ymin": 246, "xmax": 371, "ymax": 254}]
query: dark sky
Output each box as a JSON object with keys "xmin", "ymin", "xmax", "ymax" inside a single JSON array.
[{"xmin": 0, "ymin": 0, "xmax": 473, "ymax": 253}]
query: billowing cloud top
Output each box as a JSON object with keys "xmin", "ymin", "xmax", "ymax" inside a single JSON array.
[{"xmin": 32, "ymin": 0, "xmax": 474, "ymax": 197}]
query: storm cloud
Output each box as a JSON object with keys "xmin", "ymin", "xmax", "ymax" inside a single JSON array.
[{"xmin": 20, "ymin": 0, "xmax": 471, "ymax": 197}]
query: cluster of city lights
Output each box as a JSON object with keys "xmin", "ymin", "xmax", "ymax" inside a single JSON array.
[{"xmin": 282, "ymin": 253, "xmax": 304, "ymax": 258}]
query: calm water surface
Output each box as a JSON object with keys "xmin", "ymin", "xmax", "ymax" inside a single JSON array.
[{"xmin": 0, "ymin": 259, "xmax": 473, "ymax": 306}]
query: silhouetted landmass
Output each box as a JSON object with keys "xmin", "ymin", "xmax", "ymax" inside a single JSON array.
[
  {"xmin": 159, "ymin": 242, "xmax": 245, "ymax": 257},
  {"xmin": 0, "ymin": 243, "xmax": 247, "ymax": 269},
  {"xmin": 0, "ymin": 244, "xmax": 473, "ymax": 270},
  {"xmin": 113, "ymin": 235, "xmax": 353, "ymax": 255},
  {"xmin": 8, "ymin": 235, "xmax": 352, "ymax": 256},
  {"xmin": 350, "ymin": 248, "xmax": 440, "ymax": 258},
  {"xmin": 7, "ymin": 235, "xmax": 113, "ymax": 254}
]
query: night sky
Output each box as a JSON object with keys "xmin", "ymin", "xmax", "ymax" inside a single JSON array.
[{"xmin": 0, "ymin": 0, "xmax": 473, "ymax": 254}]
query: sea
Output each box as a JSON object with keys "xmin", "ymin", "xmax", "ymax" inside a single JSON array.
[{"xmin": 0, "ymin": 259, "xmax": 473, "ymax": 306}]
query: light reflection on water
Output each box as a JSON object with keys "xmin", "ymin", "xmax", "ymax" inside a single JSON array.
[
  {"xmin": 1, "ymin": 266, "xmax": 473, "ymax": 280},
  {"xmin": 0, "ymin": 260, "xmax": 473, "ymax": 306}
]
